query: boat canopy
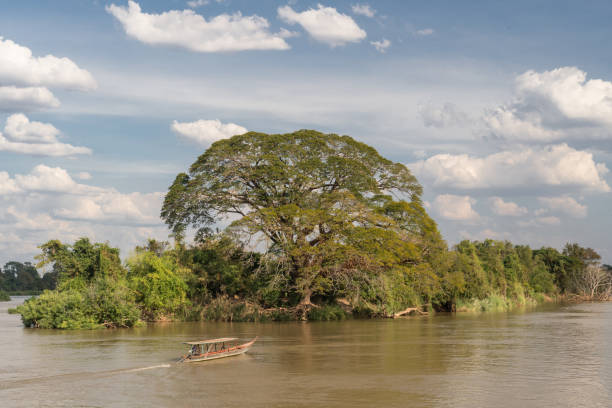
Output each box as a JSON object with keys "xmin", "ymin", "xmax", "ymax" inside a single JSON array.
[{"xmin": 183, "ymin": 337, "xmax": 238, "ymax": 345}]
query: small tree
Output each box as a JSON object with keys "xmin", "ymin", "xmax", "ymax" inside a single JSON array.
[{"xmin": 578, "ymin": 264, "xmax": 612, "ymax": 300}]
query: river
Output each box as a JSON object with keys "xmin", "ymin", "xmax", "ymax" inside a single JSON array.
[{"xmin": 1, "ymin": 296, "xmax": 610, "ymax": 407}]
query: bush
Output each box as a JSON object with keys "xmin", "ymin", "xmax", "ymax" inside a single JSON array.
[
  {"xmin": 307, "ymin": 304, "xmax": 349, "ymax": 321},
  {"xmin": 0, "ymin": 289, "xmax": 9, "ymax": 301},
  {"xmin": 201, "ymin": 297, "xmax": 263, "ymax": 322},
  {"xmin": 127, "ymin": 252, "xmax": 190, "ymax": 320},
  {"xmin": 17, "ymin": 290, "xmax": 99, "ymax": 329},
  {"xmin": 15, "ymin": 281, "xmax": 141, "ymax": 329}
]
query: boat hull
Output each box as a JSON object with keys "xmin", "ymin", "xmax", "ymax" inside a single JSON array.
[
  {"xmin": 181, "ymin": 337, "xmax": 257, "ymax": 363},
  {"xmin": 183, "ymin": 347, "xmax": 250, "ymax": 362}
]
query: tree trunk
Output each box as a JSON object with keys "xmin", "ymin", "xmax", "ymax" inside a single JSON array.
[{"xmin": 299, "ymin": 288, "xmax": 315, "ymax": 307}]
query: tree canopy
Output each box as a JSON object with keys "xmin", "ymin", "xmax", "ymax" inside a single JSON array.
[{"xmin": 162, "ymin": 130, "xmax": 443, "ymax": 309}]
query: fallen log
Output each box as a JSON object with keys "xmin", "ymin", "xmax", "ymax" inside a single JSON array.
[{"xmin": 391, "ymin": 307, "xmax": 428, "ymax": 318}]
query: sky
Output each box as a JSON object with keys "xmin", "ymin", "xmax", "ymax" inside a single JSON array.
[{"xmin": 0, "ymin": 0, "xmax": 611, "ymax": 265}]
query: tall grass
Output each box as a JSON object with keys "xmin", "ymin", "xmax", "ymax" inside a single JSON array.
[{"xmin": 456, "ymin": 293, "xmax": 540, "ymax": 313}]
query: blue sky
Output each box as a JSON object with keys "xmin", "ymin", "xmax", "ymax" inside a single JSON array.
[{"xmin": 1, "ymin": 0, "xmax": 611, "ymax": 264}]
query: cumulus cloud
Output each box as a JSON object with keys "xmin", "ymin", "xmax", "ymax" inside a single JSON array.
[
  {"xmin": 0, "ymin": 86, "xmax": 60, "ymax": 111},
  {"xmin": 352, "ymin": 4, "xmax": 376, "ymax": 18},
  {"xmin": 0, "ymin": 114, "xmax": 91, "ymax": 157},
  {"xmin": 0, "ymin": 165, "xmax": 169, "ymax": 264},
  {"xmin": 419, "ymin": 102, "xmax": 469, "ymax": 128},
  {"xmin": 538, "ymin": 196, "xmax": 587, "ymax": 218},
  {"xmin": 76, "ymin": 172, "xmax": 92, "ymax": 180},
  {"xmin": 0, "ymin": 165, "xmax": 162, "ymax": 225},
  {"xmin": 415, "ymin": 28, "xmax": 434, "ymax": 36},
  {"xmin": 13, "ymin": 165, "xmax": 82, "ymax": 193},
  {"xmin": 4, "ymin": 113, "xmax": 60, "ymax": 143},
  {"xmin": 187, "ymin": 0, "xmax": 209, "ymax": 7},
  {"xmin": 107, "ymin": 1, "xmax": 291, "ymax": 52},
  {"xmin": 278, "ymin": 4, "xmax": 366, "ymax": 47},
  {"xmin": 433, "ymin": 194, "xmax": 479, "ymax": 221},
  {"xmin": 171, "ymin": 119, "xmax": 247, "ymax": 145},
  {"xmin": 410, "ymin": 144, "xmax": 610, "ymax": 193},
  {"xmin": 518, "ymin": 216, "xmax": 561, "ymax": 227},
  {"xmin": 483, "ymin": 66, "xmax": 612, "ymax": 142},
  {"xmin": 0, "ymin": 172, "xmax": 21, "ymax": 195},
  {"xmin": 489, "ymin": 197, "xmax": 528, "ymax": 216},
  {"xmin": 0, "ymin": 37, "xmax": 97, "ymax": 91},
  {"xmin": 370, "ymin": 38, "xmax": 390, "ymax": 53}
]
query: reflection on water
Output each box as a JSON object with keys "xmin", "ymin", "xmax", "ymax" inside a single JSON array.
[{"xmin": 1, "ymin": 297, "xmax": 611, "ymax": 407}]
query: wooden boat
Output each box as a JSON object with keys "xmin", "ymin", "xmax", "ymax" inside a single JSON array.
[{"xmin": 179, "ymin": 337, "xmax": 257, "ymax": 363}]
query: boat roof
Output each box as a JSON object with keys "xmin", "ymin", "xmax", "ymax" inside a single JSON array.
[{"xmin": 183, "ymin": 337, "xmax": 238, "ymax": 345}]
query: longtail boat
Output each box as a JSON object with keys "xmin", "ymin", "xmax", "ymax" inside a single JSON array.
[{"xmin": 178, "ymin": 337, "xmax": 257, "ymax": 363}]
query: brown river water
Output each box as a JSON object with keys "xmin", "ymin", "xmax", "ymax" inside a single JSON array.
[{"xmin": 1, "ymin": 296, "xmax": 611, "ymax": 407}]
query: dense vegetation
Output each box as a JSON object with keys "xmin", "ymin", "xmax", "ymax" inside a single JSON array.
[{"xmin": 13, "ymin": 130, "xmax": 612, "ymax": 328}]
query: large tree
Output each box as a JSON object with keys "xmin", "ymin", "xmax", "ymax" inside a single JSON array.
[{"xmin": 162, "ymin": 130, "xmax": 443, "ymax": 309}]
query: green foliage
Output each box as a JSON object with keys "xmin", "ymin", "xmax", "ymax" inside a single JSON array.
[
  {"xmin": 307, "ymin": 304, "xmax": 349, "ymax": 321},
  {"xmin": 200, "ymin": 296, "xmax": 265, "ymax": 322},
  {"xmin": 15, "ymin": 239, "xmax": 142, "ymax": 329},
  {"xmin": 529, "ymin": 261, "xmax": 556, "ymax": 294},
  {"xmin": 0, "ymin": 289, "xmax": 10, "ymax": 301},
  {"xmin": 161, "ymin": 130, "xmax": 431, "ymax": 313},
  {"xmin": 36, "ymin": 238, "xmax": 123, "ymax": 285},
  {"xmin": 17, "ymin": 290, "xmax": 99, "ymax": 329},
  {"xmin": 14, "ymin": 133, "xmax": 608, "ymax": 328},
  {"xmin": 127, "ymin": 251, "xmax": 190, "ymax": 320},
  {"xmin": 0, "ymin": 261, "xmax": 57, "ymax": 293}
]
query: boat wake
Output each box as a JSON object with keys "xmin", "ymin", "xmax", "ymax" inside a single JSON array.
[
  {"xmin": 0, "ymin": 363, "xmax": 172, "ymax": 390},
  {"xmin": 115, "ymin": 364, "xmax": 171, "ymax": 373}
]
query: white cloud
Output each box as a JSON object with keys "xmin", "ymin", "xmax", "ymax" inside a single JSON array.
[
  {"xmin": 410, "ymin": 144, "xmax": 610, "ymax": 193},
  {"xmin": 415, "ymin": 28, "xmax": 434, "ymax": 36},
  {"xmin": 0, "ymin": 136, "xmax": 92, "ymax": 156},
  {"xmin": 419, "ymin": 102, "xmax": 468, "ymax": 128},
  {"xmin": 171, "ymin": 119, "xmax": 247, "ymax": 145},
  {"xmin": 0, "ymin": 166, "xmax": 169, "ymax": 264},
  {"xmin": 53, "ymin": 192, "xmax": 163, "ymax": 225},
  {"xmin": 107, "ymin": 1, "xmax": 290, "ymax": 52},
  {"xmin": 534, "ymin": 208, "xmax": 548, "ymax": 216},
  {"xmin": 483, "ymin": 105, "xmax": 561, "ymax": 142},
  {"xmin": 278, "ymin": 4, "xmax": 366, "ymax": 47},
  {"xmin": 187, "ymin": 0, "xmax": 225, "ymax": 6},
  {"xmin": 518, "ymin": 216, "xmax": 561, "ymax": 227},
  {"xmin": 0, "ymin": 165, "xmax": 163, "ymax": 226},
  {"xmin": 14, "ymin": 164, "xmax": 81, "ymax": 193},
  {"xmin": 0, "ymin": 172, "xmax": 21, "ymax": 195},
  {"xmin": 187, "ymin": 0, "xmax": 209, "ymax": 7},
  {"xmin": 538, "ymin": 196, "xmax": 587, "ymax": 218},
  {"xmin": 0, "ymin": 86, "xmax": 60, "ymax": 111},
  {"xmin": 352, "ymin": 4, "xmax": 376, "ymax": 18},
  {"xmin": 489, "ymin": 197, "xmax": 528, "ymax": 216},
  {"xmin": 538, "ymin": 216, "xmax": 561, "ymax": 225},
  {"xmin": 4, "ymin": 113, "xmax": 60, "ymax": 143},
  {"xmin": 483, "ymin": 67, "xmax": 612, "ymax": 142},
  {"xmin": 433, "ymin": 194, "xmax": 479, "ymax": 221},
  {"xmin": 76, "ymin": 172, "xmax": 92, "ymax": 180},
  {"xmin": 370, "ymin": 38, "xmax": 390, "ymax": 53},
  {"xmin": 0, "ymin": 114, "xmax": 91, "ymax": 157},
  {"xmin": 0, "ymin": 37, "xmax": 97, "ymax": 91}
]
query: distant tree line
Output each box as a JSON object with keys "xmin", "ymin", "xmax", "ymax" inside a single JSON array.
[{"xmin": 0, "ymin": 261, "xmax": 57, "ymax": 296}]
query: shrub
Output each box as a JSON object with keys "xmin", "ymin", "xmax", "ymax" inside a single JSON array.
[
  {"xmin": 127, "ymin": 252, "xmax": 190, "ymax": 320},
  {"xmin": 307, "ymin": 304, "xmax": 349, "ymax": 321},
  {"xmin": 0, "ymin": 289, "xmax": 10, "ymax": 302}
]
